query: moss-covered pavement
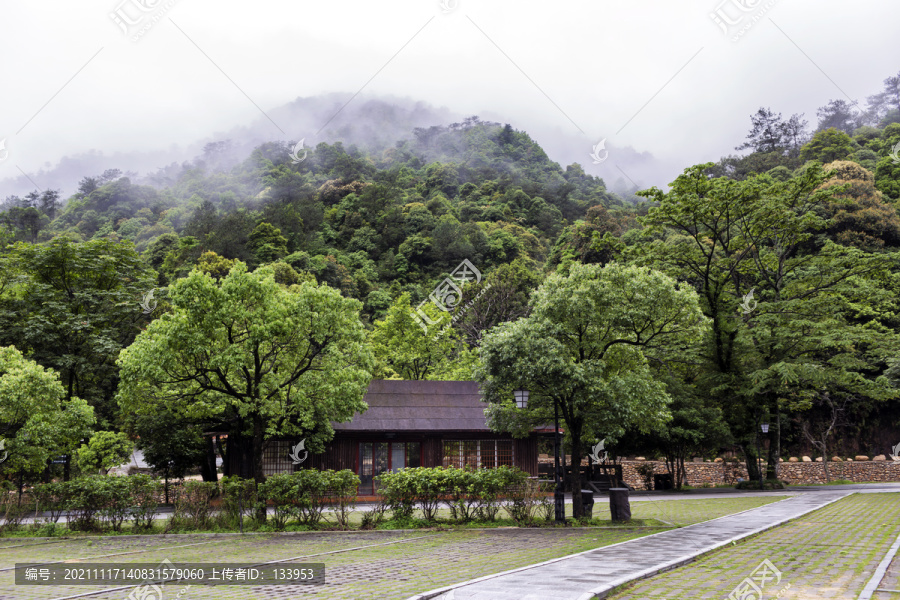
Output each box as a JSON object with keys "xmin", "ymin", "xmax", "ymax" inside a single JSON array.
[
  {"xmin": 0, "ymin": 496, "xmax": 782, "ymax": 600},
  {"xmin": 607, "ymin": 491, "xmax": 900, "ymax": 600}
]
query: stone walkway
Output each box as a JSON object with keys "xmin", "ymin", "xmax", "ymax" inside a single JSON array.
[{"xmin": 409, "ymin": 490, "xmax": 854, "ymax": 600}]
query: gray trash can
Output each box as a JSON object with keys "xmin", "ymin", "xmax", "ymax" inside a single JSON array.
[
  {"xmin": 581, "ymin": 489, "xmax": 594, "ymax": 518},
  {"xmin": 609, "ymin": 488, "xmax": 631, "ymax": 522}
]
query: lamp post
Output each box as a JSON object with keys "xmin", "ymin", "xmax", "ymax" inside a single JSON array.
[
  {"xmin": 758, "ymin": 422, "xmax": 769, "ymax": 489},
  {"xmin": 515, "ymin": 389, "xmax": 565, "ymax": 522}
]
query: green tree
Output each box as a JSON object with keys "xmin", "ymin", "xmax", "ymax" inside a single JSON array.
[
  {"xmin": 866, "ymin": 70, "xmax": 900, "ymax": 124},
  {"xmin": 475, "ymin": 262, "xmax": 706, "ymax": 517},
  {"xmin": 817, "ymin": 161, "xmax": 900, "ymax": 250},
  {"xmin": 816, "ymin": 99, "xmax": 860, "ymax": 134},
  {"xmin": 75, "ymin": 431, "xmax": 133, "ymax": 475},
  {"xmin": 641, "ymin": 373, "xmax": 730, "ymax": 489},
  {"xmin": 0, "ymin": 346, "xmax": 95, "ymax": 484},
  {"xmin": 128, "ymin": 412, "xmax": 209, "ymax": 502},
  {"xmin": 737, "ymin": 107, "xmax": 807, "ymax": 155},
  {"xmin": 116, "ymin": 262, "xmax": 374, "ymax": 499},
  {"xmin": 874, "ymin": 155, "xmax": 900, "ymax": 200},
  {"xmin": 637, "ymin": 163, "xmax": 900, "ymax": 480},
  {"xmin": 452, "ymin": 259, "xmax": 543, "ymax": 347},
  {"xmin": 195, "ymin": 250, "xmax": 236, "ymax": 280},
  {"xmin": 799, "ymin": 128, "xmax": 855, "ymax": 163},
  {"xmin": 248, "ymin": 222, "xmax": 289, "ymax": 265},
  {"xmin": 369, "ymin": 293, "xmax": 473, "ymax": 380},
  {"xmin": 0, "ymin": 237, "xmax": 157, "ymax": 427}
]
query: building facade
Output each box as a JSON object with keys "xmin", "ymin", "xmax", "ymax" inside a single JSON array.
[{"xmin": 262, "ymin": 379, "xmax": 540, "ymax": 494}]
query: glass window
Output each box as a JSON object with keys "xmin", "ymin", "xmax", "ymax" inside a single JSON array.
[
  {"xmin": 407, "ymin": 442, "xmax": 421, "ymax": 468},
  {"xmin": 391, "ymin": 442, "xmax": 405, "ymax": 472},
  {"xmin": 359, "ymin": 442, "xmax": 374, "ymax": 492},
  {"xmin": 361, "ymin": 441, "xmax": 415, "ymax": 493},
  {"xmin": 441, "ymin": 440, "xmax": 514, "ymax": 470}
]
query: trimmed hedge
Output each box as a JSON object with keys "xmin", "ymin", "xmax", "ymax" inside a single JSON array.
[
  {"xmin": 7, "ymin": 466, "xmax": 540, "ymax": 534},
  {"xmin": 376, "ymin": 466, "xmax": 530, "ymax": 522},
  {"xmin": 258, "ymin": 469, "xmax": 360, "ymax": 530}
]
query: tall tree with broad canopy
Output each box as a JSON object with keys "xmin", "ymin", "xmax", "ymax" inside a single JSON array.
[
  {"xmin": 369, "ymin": 293, "xmax": 476, "ymax": 380},
  {"xmin": 0, "ymin": 237, "xmax": 157, "ymax": 427},
  {"xmin": 116, "ymin": 262, "xmax": 374, "ymax": 507},
  {"xmin": 636, "ymin": 163, "xmax": 900, "ymax": 481},
  {"xmin": 0, "ymin": 345, "xmax": 95, "ymax": 486},
  {"xmin": 475, "ymin": 262, "xmax": 706, "ymax": 517}
]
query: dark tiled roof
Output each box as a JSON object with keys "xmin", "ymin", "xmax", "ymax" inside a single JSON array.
[{"xmin": 333, "ymin": 380, "xmax": 490, "ymax": 432}]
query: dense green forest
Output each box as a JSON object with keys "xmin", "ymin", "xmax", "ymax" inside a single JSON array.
[{"xmin": 1, "ymin": 70, "xmax": 900, "ymax": 486}]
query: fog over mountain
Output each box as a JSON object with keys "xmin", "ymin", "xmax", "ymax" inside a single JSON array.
[
  {"xmin": 0, "ymin": 93, "xmax": 672, "ymax": 200},
  {"xmin": 2, "ymin": 1, "xmax": 897, "ymax": 202}
]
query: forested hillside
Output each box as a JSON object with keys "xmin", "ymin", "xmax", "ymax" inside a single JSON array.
[
  {"xmin": 0, "ymin": 116, "xmax": 620, "ymax": 322},
  {"xmin": 1, "ymin": 70, "xmax": 899, "ymax": 481}
]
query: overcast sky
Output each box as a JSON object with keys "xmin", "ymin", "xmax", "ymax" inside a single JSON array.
[{"xmin": 1, "ymin": 0, "xmax": 899, "ymax": 196}]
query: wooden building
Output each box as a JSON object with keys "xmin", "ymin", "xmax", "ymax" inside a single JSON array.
[{"xmin": 262, "ymin": 379, "xmax": 540, "ymax": 494}]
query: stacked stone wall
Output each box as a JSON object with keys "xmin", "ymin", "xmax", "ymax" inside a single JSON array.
[{"xmin": 538, "ymin": 456, "xmax": 900, "ymax": 489}]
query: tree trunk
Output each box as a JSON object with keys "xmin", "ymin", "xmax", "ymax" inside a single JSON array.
[
  {"xmin": 820, "ymin": 440, "xmax": 830, "ymax": 482},
  {"xmin": 570, "ymin": 425, "xmax": 583, "ymax": 518},
  {"xmin": 664, "ymin": 452, "xmax": 676, "ymax": 488},
  {"xmin": 742, "ymin": 444, "xmax": 760, "ymax": 482},
  {"xmin": 766, "ymin": 438, "xmax": 778, "ymax": 481},
  {"xmin": 252, "ymin": 416, "xmax": 267, "ymax": 522},
  {"xmin": 200, "ymin": 436, "xmax": 218, "ymax": 483}
]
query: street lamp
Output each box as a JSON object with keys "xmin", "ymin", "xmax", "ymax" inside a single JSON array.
[
  {"xmin": 514, "ymin": 389, "xmax": 529, "ymax": 409},
  {"xmin": 757, "ymin": 422, "xmax": 770, "ymax": 490},
  {"xmin": 514, "ymin": 389, "xmax": 565, "ymax": 522}
]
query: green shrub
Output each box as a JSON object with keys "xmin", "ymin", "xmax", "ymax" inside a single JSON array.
[
  {"xmin": 324, "ymin": 470, "xmax": 360, "ymax": 528},
  {"xmin": 377, "ymin": 467, "xmax": 446, "ymax": 521},
  {"xmin": 257, "ymin": 470, "xmax": 360, "ymax": 530},
  {"xmin": 65, "ymin": 477, "xmax": 108, "ymax": 531},
  {"xmin": 377, "ymin": 470, "xmax": 414, "ymax": 519},
  {"xmin": 0, "ymin": 489, "xmax": 27, "ymax": 533},
  {"xmin": 477, "ymin": 467, "xmax": 523, "ymax": 521},
  {"xmin": 31, "ymin": 482, "xmax": 67, "ymax": 524},
  {"xmin": 96, "ymin": 476, "xmax": 132, "ymax": 532},
  {"xmin": 506, "ymin": 478, "xmax": 545, "ymax": 525},
  {"xmin": 219, "ymin": 476, "xmax": 258, "ymax": 529},
  {"xmin": 129, "ymin": 474, "xmax": 162, "ymax": 530},
  {"xmin": 377, "ymin": 466, "xmax": 530, "ymax": 523},
  {"xmin": 294, "ymin": 470, "xmax": 332, "ymax": 527},
  {"xmin": 258, "ymin": 473, "xmax": 298, "ymax": 530},
  {"xmin": 446, "ymin": 467, "xmax": 480, "ymax": 522},
  {"xmin": 170, "ymin": 480, "xmax": 217, "ymax": 530}
]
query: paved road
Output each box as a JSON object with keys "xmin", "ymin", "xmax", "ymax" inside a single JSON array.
[{"xmin": 410, "ymin": 489, "xmax": 856, "ymax": 600}]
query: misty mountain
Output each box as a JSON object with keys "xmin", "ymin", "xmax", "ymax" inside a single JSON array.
[{"xmin": 0, "ymin": 93, "xmax": 673, "ymax": 201}]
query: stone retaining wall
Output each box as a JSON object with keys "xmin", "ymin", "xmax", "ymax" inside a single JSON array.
[{"xmin": 539, "ymin": 457, "xmax": 900, "ymax": 489}]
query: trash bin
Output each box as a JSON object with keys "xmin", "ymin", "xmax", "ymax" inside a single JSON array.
[
  {"xmin": 609, "ymin": 488, "xmax": 631, "ymax": 522},
  {"xmin": 581, "ymin": 489, "xmax": 594, "ymax": 518},
  {"xmin": 653, "ymin": 473, "xmax": 673, "ymax": 490}
]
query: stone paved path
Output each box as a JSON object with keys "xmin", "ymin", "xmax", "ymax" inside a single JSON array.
[
  {"xmin": 411, "ymin": 490, "xmax": 853, "ymax": 600},
  {"xmin": 609, "ymin": 491, "xmax": 900, "ymax": 599},
  {"xmin": 865, "ymin": 527, "xmax": 900, "ymax": 600}
]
